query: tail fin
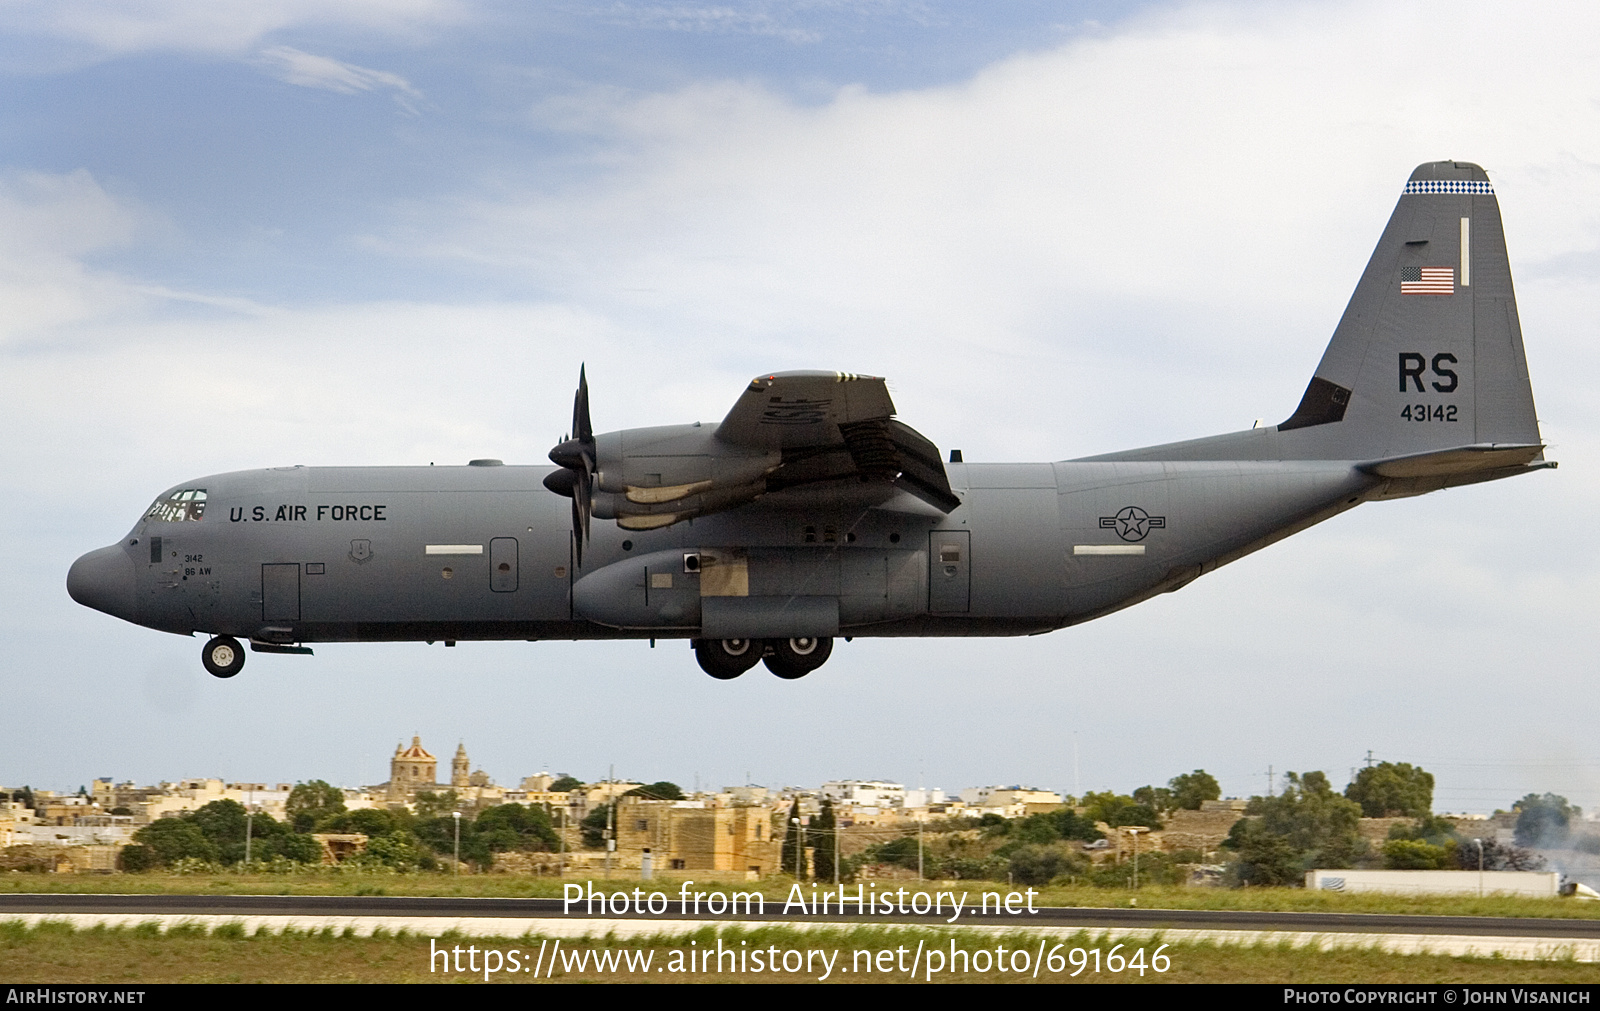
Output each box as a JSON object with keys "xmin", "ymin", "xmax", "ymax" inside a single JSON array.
[
  {"xmin": 1277, "ymin": 160, "xmax": 1541, "ymax": 458},
  {"xmin": 1086, "ymin": 162, "xmax": 1545, "ymax": 471}
]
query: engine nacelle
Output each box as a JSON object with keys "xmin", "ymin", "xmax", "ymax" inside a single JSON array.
[{"xmin": 587, "ymin": 424, "xmax": 779, "ymax": 528}]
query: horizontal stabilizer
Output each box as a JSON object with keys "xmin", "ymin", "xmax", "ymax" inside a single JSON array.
[{"xmin": 1358, "ymin": 443, "xmax": 1547, "ymax": 479}]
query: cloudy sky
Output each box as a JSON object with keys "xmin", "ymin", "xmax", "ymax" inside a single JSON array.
[{"xmin": 4, "ymin": 0, "xmax": 1598, "ymax": 814}]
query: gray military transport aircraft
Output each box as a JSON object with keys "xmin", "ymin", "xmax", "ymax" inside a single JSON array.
[{"xmin": 68, "ymin": 161, "xmax": 1552, "ymax": 680}]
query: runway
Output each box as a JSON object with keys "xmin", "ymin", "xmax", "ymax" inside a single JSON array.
[{"xmin": 5, "ymin": 893, "xmax": 1599, "ymax": 961}]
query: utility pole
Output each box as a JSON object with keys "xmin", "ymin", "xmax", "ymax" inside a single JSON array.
[
  {"xmin": 1073, "ymin": 733, "xmax": 1081, "ymax": 802},
  {"xmin": 918, "ymin": 816, "xmax": 925, "ymax": 881},
  {"xmin": 1266, "ymin": 766, "xmax": 1274, "ymax": 797},
  {"xmin": 604, "ymin": 763, "xmax": 615, "ymax": 880},
  {"xmin": 834, "ymin": 821, "xmax": 840, "ymax": 885},
  {"xmin": 244, "ymin": 807, "xmax": 254, "ymax": 866},
  {"xmin": 1365, "ymin": 750, "xmax": 1376, "ymax": 768},
  {"xmin": 1126, "ymin": 827, "xmax": 1147, "ymax": 889},
  {"xmin": 452, "ymin": 810, "xmax": 461, "ymax": 874}
]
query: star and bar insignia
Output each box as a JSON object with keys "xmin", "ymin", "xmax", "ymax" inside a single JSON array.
[{"xmin": 1099, "ymin": 506, "xmax": 1166, "ymax": 542}]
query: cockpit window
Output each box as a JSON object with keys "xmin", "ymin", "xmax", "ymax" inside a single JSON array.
[{"xmin": 145, "ymin": 489, "xmax": 207, "ymax": 523}]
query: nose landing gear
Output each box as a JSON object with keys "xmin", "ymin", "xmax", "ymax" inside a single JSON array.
[{"xmin": 201, "ymin": 635, "xmax": 246, "ymax": 679}]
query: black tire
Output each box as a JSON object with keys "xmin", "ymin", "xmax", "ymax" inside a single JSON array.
[
  {"xmin": 764, "ymin": 636, "xmax": 832, "ymax": 679},
  {"xmin": 694, "ymin": 638, "xmax": 762, "ymax": 680},
  {"xmin": 201, "ymin": 635, "xmax": 246, "ymax": 679}
]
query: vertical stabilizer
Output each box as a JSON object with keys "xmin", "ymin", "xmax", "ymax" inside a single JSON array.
[
  {"xmin": 1277, "ymin": 161, "xmax": 1541, "ymax": 458},
  {"xmin": 1085, "ymin": 162, "xmax": 1545, "ymax": 469}
]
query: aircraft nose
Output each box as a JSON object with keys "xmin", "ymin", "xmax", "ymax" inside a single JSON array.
[{"xmin": 67, "ymin": 544, "xmax": 137, "ymax": 620}]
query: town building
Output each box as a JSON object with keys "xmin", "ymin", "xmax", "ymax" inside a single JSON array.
[
  {"xmin": 612, "ymin": 794, "xmax": 779, "ymax": 878},
  {"xmin": 820, "ymin": 780, "xmax": 905, "ymax": 808}
]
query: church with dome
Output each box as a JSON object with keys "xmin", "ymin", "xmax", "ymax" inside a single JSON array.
[{"xmin": 377, "ymin": 736, "xmax": 502, "ymax": 807}]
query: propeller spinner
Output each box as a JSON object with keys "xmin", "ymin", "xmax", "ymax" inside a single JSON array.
[{"xmin": 543, "ymin": 365, "xmax": 595, "ymax": 566}]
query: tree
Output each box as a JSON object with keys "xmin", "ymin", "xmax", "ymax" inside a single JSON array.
[
  {"xmin": 133, "ymin": 818, "xmax": 219, "ymax": 866},
  {"xmin": 1132, "ymin": 785, "xmax": 1175, "ymax": 814},
  {"xmin": 414, "ymin": 790, "xmax": 460, "ymax": 820},
  {"xmin": 1383, "ymin": 839, "xmax": 1453, "ymax": 869},
  {"xmin": 549, "ymin": 775, "xmax": 583, "ymax": 793},
  {"xmin": 781, "ymin": 800, "xmax": 808, "ymax": 878},
  {"xmin": 118, "ymin": 844, "xmax": 159, "ymax": 872},
  {"xmin": 415, "ymin": 814, "xmax": 493, "ymax": 869},
  {"xmin": 1513, "ymin": 793, "xmax": 1578, "ymax": 848},
  {"xmin": 623, "ymin": 781, "xmax": 685, "ymax": 801},
  {"xmin": 286, "ymin": 780, "xmax": 347, "ymax": 832},
  {"xmin": 1453, "ymin": 837, "xmax": 1544, "ymax": 872},
  {"xmin": 1009, "ymin": 844, "xmax": 1070, "ymax": 886},
  {"xmin": 348, "ymin": 830, "xmax": 430, "ymax": 871},
  {"xmin": 1345, "ymin": 763, "xmax": 1434, "ymax": 818},
  {"xmin": 1169, "ymin": 770, "xmax": 1222, "ymax": 811},
  {"xmin": 1223, "ymin": 819, "xmax": 1302, "ymax": 887},
  {"xmin": 868, "ymin": 836, "xmax": 921, "ymax": 870},
  {"xmin": 474, "ymin": 803, "xmax": 559, "ymax": 852},
  {"xmin": 317, "ymin": 807, "xmax": 409, "ymax": 838},
  {"xmin": 1082, "ymin": 792, "xmax": 1162, "ymax": 829},
  {"xmin": 189, "ymin": 799, "xmax": 249, "ymax": 848},
  {"xmin": 1003, "ymin": 807, "xmax": 1104, "ymax": 846},
  {"xmin": 185, "ymin": 799, "xmax": 311, "ymax": 865},
  {"xmin": 811, "ymin": 799, "xmax": 838, "ymax": 881},
  {"xmin": 1222, "ymin": 771, "xmax": 1364, "ymax": 885},
  {"xmin": 580, "ymin": 803, "xmax": 611, "ymax": 850}
]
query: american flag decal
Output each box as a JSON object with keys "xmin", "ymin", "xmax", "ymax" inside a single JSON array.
[{"xmin": 1401, "ymin": 266, "xmax": 1454, "ymax": 295}]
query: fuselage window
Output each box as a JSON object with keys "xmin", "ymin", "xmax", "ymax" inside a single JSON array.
[{"xmin": 144, "ymin": 489, "xmax": 207, "ymax": 523}]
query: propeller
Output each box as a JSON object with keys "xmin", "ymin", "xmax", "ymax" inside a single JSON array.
[{"xmin": 544, "ymin": 366, "xmax": 596, "ymax": 566}]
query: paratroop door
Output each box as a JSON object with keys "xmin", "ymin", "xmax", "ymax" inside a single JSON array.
[{"xmin": 261, "ymin": 563, "xmax": 301, "ymax": 621}]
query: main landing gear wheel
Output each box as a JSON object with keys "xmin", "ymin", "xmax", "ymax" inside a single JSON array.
[
  {"xmin": 694, "ymin": 638, "xmax": 762, "ymax": 680},
  {"xmin": 201, "ymin": 635, "xmax": 246, "ymax": 679},
  {"xmin": 764, "ymin": 636, "xmax": 833, "ymax": 679}
]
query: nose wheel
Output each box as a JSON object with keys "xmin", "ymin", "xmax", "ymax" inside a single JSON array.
[
  {"xmin": 694, "ymin": 638, "xmax": 762, "ymax": 679},
  {"xmin": 201, "ymin": 635, "xmax": 246, "ymax": 679}
]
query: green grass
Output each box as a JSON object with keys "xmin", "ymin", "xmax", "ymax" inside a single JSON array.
[
  {"xmin": 2, "ymin": 919, "xmax": 1598, "ymax": 984},
  {"xmin": 4, "ymin": 872, "xmax": 1598, "ymax": 921},
  {"xmin": 3, "ymin": 921, "xmax": 1600, "ymax": 985}
]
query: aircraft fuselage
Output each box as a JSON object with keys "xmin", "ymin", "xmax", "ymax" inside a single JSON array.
[{"xmin": 72, "ymin": 457, "xmax": 1375, "ymax": 646}]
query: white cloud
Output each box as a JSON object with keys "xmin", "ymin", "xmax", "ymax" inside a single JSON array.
[
  {"xmin": 257, "ymin": 45, "xmax": 425, "ymax": 112},
  {"xmin": 0, "ymin": 170, "xmax": 154, "ymax": 342},
  {"xmin": 0, "ymin": 0, "xmax": 468, "ymax": 56},
  {"xmin": 376, "ymin": 0, "xmax": 1600, "ymax": 460}
]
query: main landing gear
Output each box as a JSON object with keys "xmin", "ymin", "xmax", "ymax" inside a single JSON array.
[
  {"xmin": 201, "ymin": 635, "xmax": 246, "ymax": 679},
  {"xmin": 693, "ymin": 637, "xmax": 834, "ymax": 680}
]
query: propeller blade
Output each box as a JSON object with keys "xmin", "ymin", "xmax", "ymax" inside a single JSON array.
[
  {"xmin": 573, "ymin": 364, "xmax": 592, "ymax": 442},
  {"xmin": 570, "ymin": 498, "xmax": 584, "ymax": 568},
  {"xmin": 548, "ymin": 365, "xmax": 597, "ymax": 567}
]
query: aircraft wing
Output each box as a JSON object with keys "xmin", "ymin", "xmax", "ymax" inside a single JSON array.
[
  {"xmin": 717, "ymin": 371, "xmax": 960, "ymax": 513},
  {"xmin": 717, "ymin": 371, "xmax": 898, "ymax": 449}
]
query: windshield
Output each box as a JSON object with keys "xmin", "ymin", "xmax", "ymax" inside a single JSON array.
[{"xmin": 145, "ymin": 488, "xmax": 207, "ymax": 523}]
